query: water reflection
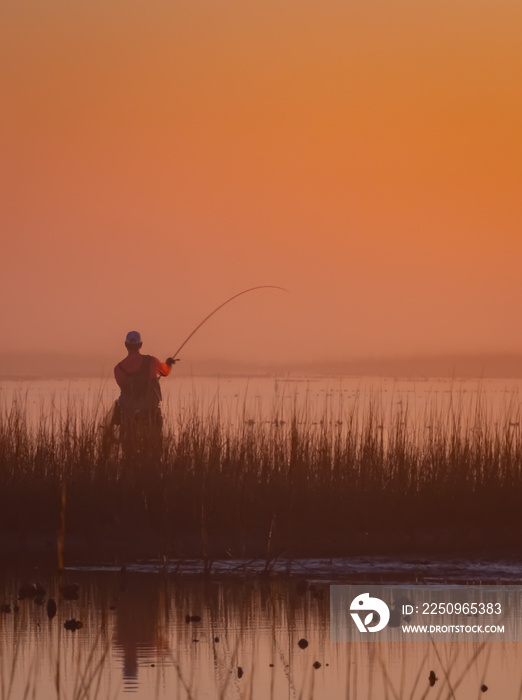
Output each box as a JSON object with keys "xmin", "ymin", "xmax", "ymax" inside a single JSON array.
[
  {"xmin": 0, "ymin": 569, "xmax": 521, "ymax": 698},
  {"xmin": 112, "ymin": 571, "xmax": 164, "ymax": 691}
]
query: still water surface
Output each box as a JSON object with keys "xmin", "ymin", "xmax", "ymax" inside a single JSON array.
[
  {"xmin": 2, "ymin": 374, "xmax": 522, "ymax": 428},
  {"xmin": 2, "ymin": 569, "xmax": 522, "ymax": 699}
]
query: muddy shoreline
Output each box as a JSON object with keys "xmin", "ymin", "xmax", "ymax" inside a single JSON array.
[{"xmin": 2, "ymin": 526, "xmax": 522, "ymax": 582}]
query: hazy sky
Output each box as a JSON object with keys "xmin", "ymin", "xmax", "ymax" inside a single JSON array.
[{"xmin": 2, "ymin": 0, "xmax": 522, "ymax": 368}]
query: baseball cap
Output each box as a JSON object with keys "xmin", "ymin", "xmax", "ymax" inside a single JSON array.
[{"xmin": 125, "ymin": 331, "xmax": 142, "ymax": 344}]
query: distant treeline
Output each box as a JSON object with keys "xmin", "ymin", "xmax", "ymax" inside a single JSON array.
[{"xmin": 2, "ymin": 352, "xmax": 522, "ymax": 379}]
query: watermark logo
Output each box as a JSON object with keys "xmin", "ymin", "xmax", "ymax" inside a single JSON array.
[
  {"xmin": 350, "ymin": 593, "xmax": 390, "ymax": 633},
  {"xmin": 332, "ymin": 585, "xmax": 514, "ymax": 642}
]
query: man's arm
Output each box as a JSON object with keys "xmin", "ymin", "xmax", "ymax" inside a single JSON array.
[{"xmin": 153, "ymin": 357, "xmax": 172, "ymax": 377}]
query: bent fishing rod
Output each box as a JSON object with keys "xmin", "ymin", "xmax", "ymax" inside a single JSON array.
[{"xmin": 169, "ymin": 285, "xmax": 289, "ymax": 362}]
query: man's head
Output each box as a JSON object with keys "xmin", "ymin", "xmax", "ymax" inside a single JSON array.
[{"xmin": 125, "ymin": 330, "xmax": 143, "ymax": 352}]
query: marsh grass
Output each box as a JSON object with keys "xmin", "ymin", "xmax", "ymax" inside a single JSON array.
[{"xmin": 1, "ymin": 388, "xmax": 522, "ymax": 557}]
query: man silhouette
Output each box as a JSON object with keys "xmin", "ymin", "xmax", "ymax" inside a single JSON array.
[{"xmin": 114, "ymin": 331, "xmax": 176, "ymax": 455}]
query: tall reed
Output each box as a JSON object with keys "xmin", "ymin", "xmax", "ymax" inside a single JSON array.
[{"xmin": 1, "ymin": 390, "xmax": 521, "ymax": 557}]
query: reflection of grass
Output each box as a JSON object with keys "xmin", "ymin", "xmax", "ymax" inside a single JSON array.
[
  {"xmin": 0, "ymin": 575, "xmax": 505, "ymax": 699},
  {"xmin": 1, "ymin": 391, "xmax": 522, "ymax": 557},
  {"xmin": 0, "ymin": 623, "xmax": 111, "ymax": 700}
]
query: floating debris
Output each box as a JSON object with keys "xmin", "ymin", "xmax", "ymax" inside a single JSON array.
[
  {"xmin": 18, "ymin": 583, "xmax": 45, "ymax": 600},
  {"xmin": 18, "ymin": 583, "xmax": 36, "ymax": 599},
  {"xmin": 297, "ymin": 638, "xmax": 309, "ymax": 649},
  {"xmin": 313, "ymin": 661, "xmax": 321, "ymax": 669},
  {"xmin": 46, "ymin": 599, "xmax": 57, "ymax": 619},
  {"xmin": 64, "ymin": 618, "xmax": 83, "ymax": 631},
  {"xmin": 214, "ymin": 636, "xmax": 220, "ymax": 643},
  {"xmin": 429, "ymin": 671, "xmax": 438, "ymax": 687},
  {"xmin": 185, "ymin": 614, "xmax": 201, "ymax": 623},
  {"xmin": 237, "ymin": 667, "xmax": 244, "ymax": 679},
  {"xmin": 481, "ymin": 685, "xmax": 488, "ymax": 693}
]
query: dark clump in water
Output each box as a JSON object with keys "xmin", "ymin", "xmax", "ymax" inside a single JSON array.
[
  {"xmin": 46, "ymin": 598, "xmax": 57, "ymax": 619},
  {"xmin": 185, "ymin": 614, "xmax": 201, "ymax": 623},
  {"xmin": 64, "ymin": 618, "xmax": 83, "ymax": 631},
  {"xmin": 18, "ymin": 583, "xmax": 45, "ymax": 600}
]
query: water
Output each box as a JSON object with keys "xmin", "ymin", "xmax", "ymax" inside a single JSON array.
[
  {"xmin": 2, "ymin": 568, "xmax": 522, "ymax": 699},
  {"xmin": 2, "ymin": 374, "xmax": 522, "ymax": 428}
]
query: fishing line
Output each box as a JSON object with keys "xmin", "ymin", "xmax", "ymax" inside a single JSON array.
[{"xmin": 170, "ymin": 285, "xmax": 289, "ymax": 361}]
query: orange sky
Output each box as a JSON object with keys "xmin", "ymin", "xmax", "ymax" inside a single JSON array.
[{"xmin": 2, "ymin": 0, "xmax": 522, "ymax": 368}]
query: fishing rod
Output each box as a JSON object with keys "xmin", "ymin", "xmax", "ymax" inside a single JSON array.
[{"xmin": 169, "ymin": 285, "xmax": 289, "ymax": 362}]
